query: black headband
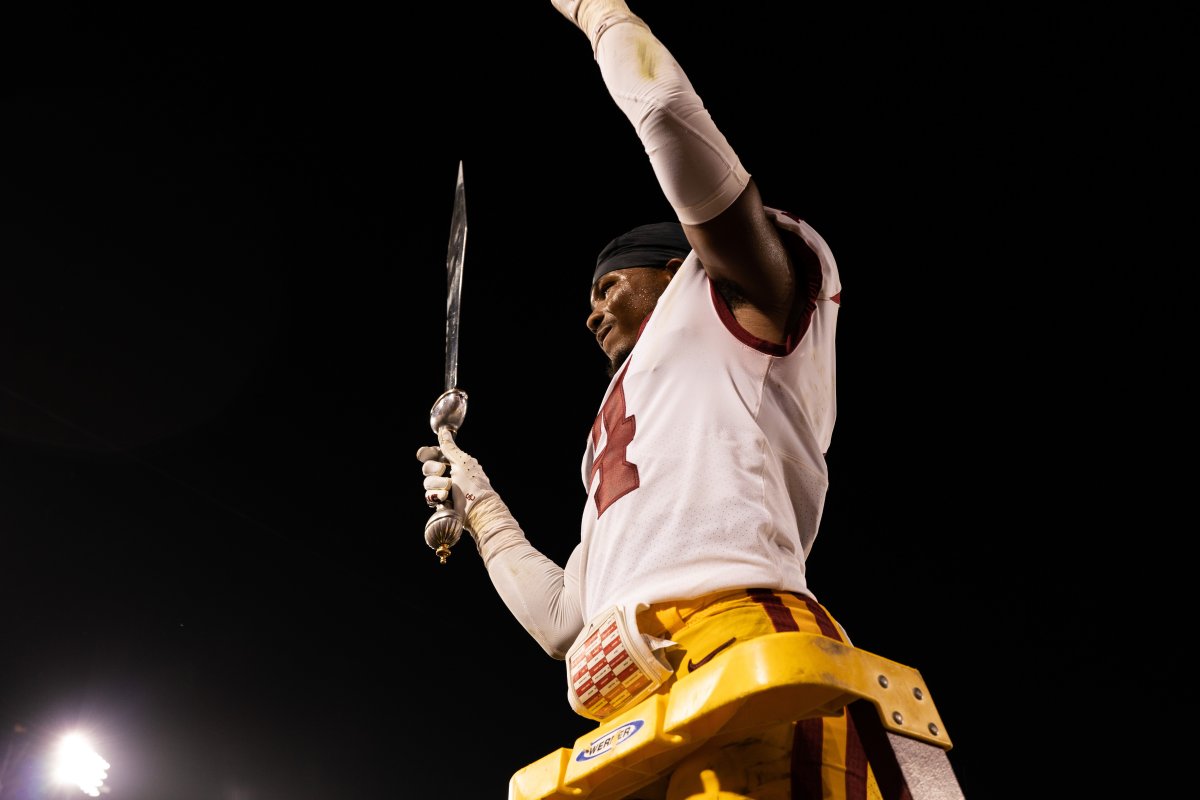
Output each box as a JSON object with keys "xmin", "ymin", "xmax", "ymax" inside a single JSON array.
[{"xmin": 592, "ymin": 221, "xmax": 691, "ymax": 286}]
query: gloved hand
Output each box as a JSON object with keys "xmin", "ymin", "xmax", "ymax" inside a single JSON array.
[
  {"xmin": 419, "ymin": 428, "xmax": 585, "ymax": 658},
  {"xmin": 550, "ymin": 0, "xmax": 646, "ymax": 53},
  {"xmin": 417, "ymin": 427, "xmax": 496, "ymax": 528}
]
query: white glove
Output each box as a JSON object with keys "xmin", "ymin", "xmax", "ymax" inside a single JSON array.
[
  {"xmin": 551, "ymin": 0, "xmax": 647, "ymax": 54},
  {"xmin": 417, "ymin": 427, "xmax": 497, "ymax": 534}
]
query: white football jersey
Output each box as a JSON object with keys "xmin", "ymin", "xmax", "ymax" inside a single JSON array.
[{"xmin": 577, "ymin": 208, "xmax": 841, "ymax": 621}]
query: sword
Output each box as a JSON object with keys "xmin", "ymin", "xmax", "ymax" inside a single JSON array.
[{"xmin": 424, "ymin": 160, "xmax": 469, "ymax": 564}]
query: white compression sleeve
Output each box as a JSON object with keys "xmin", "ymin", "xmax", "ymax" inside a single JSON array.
[
  {"xmin": 594, "ymin": 20, "xmax": 750, "ymax": 225},
  {"xmin": 467, "ymin": 493, "xmax": 584, "ymax": 659}
]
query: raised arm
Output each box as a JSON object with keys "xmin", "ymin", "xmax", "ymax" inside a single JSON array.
[{"xmin": 552, "ymin": 0, "xmax": 800, "ymax": 343}]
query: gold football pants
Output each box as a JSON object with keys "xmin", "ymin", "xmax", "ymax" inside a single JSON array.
[{"xmin": 628, "ymin": 588, "xmax": 908, "ymax": 800}]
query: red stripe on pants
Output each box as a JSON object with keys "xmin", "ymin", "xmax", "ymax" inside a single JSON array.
[{"xmin": 749, "ymin": 590, "xmax": 893, "ymax": 800}]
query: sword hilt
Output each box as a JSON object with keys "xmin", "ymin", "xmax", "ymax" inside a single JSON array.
[{"xmin": 425, "ymin": 388, "xmax": 468, "ymax": 564}]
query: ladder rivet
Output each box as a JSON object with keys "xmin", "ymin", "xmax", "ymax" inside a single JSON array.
[
  {"xmin": 892, "ymin": 711, "xmax": 904, "ymax": 725},
  {"xmin": 913, "ymin": 687, "xmax": 924, "ymax": 700},
  {"xmin": 877, "ymin": 675, "xmax": 889, "ymax": 688},
  {"xmin": 928, "ymin": 723, "xmax": 940, "ymax": 736}
]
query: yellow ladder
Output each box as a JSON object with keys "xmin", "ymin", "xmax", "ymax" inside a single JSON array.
[{"xmin": 509, "ymin": 632, "xmax": 962, "ymax": 800}]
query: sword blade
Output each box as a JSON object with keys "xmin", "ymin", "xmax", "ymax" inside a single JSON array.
[{"xmin": 444, "ymin": 160, "xmax": 467, "ymax": 392}]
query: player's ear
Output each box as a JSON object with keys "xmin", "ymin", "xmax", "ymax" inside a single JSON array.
[{"xmin": 664, "ymin": 257, "xmax": 684, "ymax": 278}]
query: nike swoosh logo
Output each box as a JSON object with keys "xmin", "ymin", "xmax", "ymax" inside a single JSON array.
[{"xmin": 686, "ymin": 637, "xmax": 737, "ymax": 673}]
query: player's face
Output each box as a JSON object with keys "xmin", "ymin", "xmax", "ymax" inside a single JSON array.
[{"xmin": 587, "ymin": 267, "xmax": 673, "ymax": 377}]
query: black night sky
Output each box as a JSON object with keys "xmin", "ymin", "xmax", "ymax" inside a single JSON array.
[{"xmin": 2, "ymin": 4, "xmax": 1184, "ymax": 799}]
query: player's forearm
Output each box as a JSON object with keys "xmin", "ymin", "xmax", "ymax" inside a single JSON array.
[
  {"xmin": 469, "ymin": 494, "xmax": 584, "ymax": 659},
  {"xmin": 591, "ymin": 9, "xmax": 749, "ymax": 225}
]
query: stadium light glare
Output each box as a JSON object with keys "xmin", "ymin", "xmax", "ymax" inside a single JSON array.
[{"xmin": 52, "ymin": 733, "xmax": 110, "ymax": 797}]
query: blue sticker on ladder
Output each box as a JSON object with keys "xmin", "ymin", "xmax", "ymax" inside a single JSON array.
[{"xmin": 575, "ymin": 720, "xmax": 645, "ymax": 762}]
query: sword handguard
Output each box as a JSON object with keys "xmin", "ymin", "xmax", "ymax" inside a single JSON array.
[{"xmin": 429, "ymin": 388, "xmax": 468, "ymax": 435}]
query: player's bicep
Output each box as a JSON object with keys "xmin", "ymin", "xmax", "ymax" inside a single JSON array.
[{"xmin": 684, "ymin": 182, "xmax": 795, "ymax": 338}]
